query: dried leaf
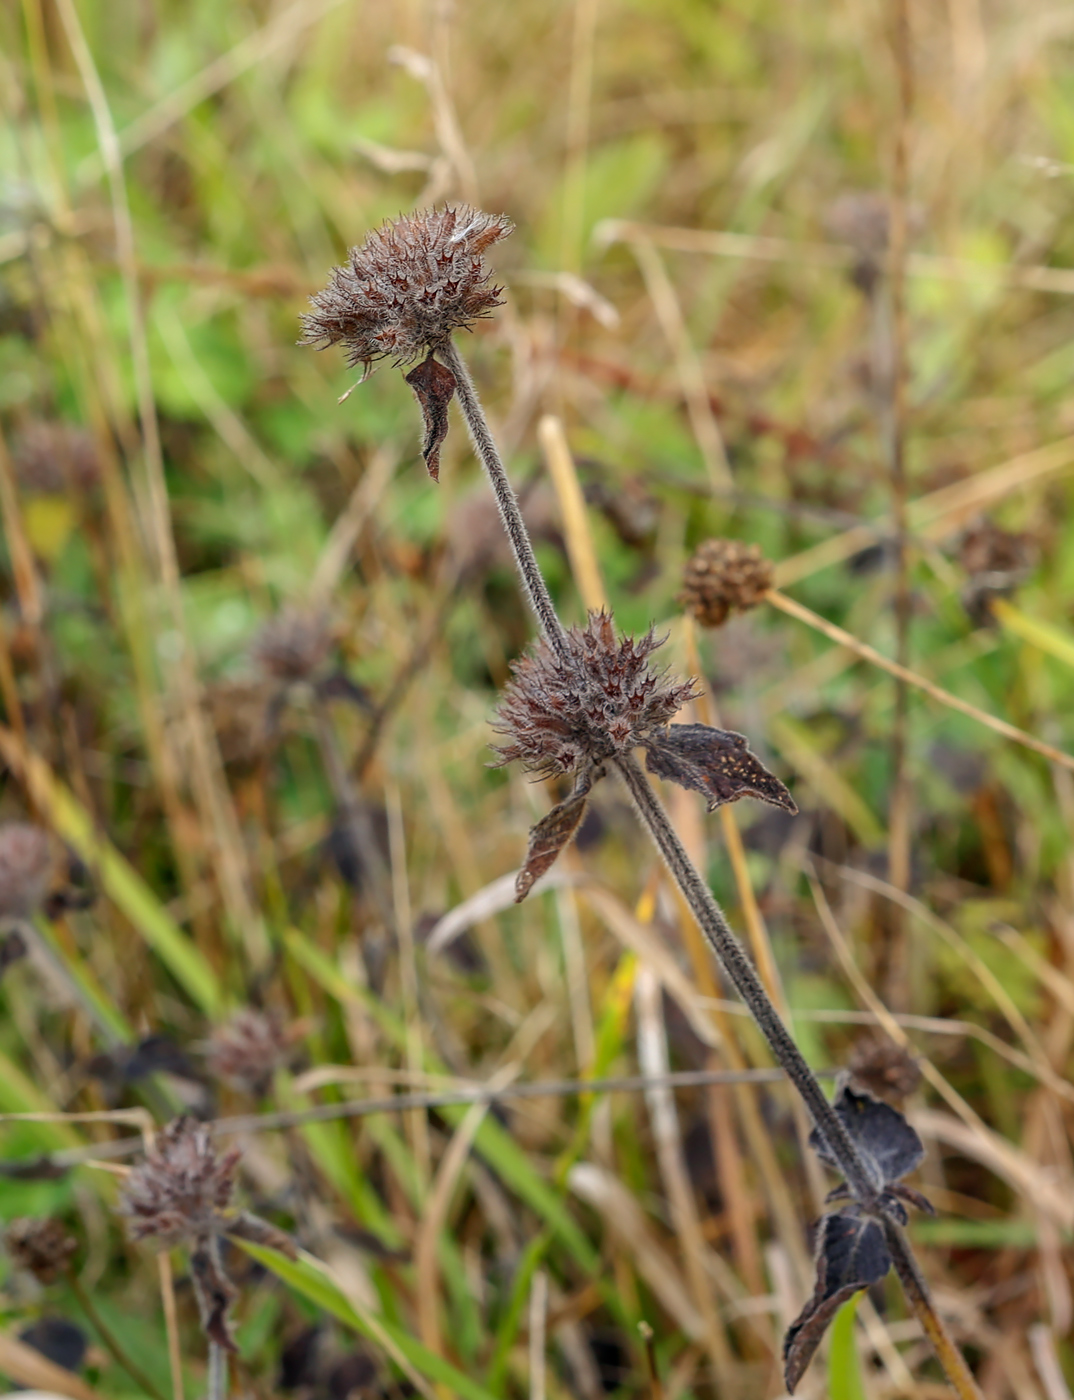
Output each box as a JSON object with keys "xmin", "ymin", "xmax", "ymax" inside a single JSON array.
[
  {"xmin": 515, "ymin": 769, "xmax": 595, "ymax": 903},
  {"xmin": 810, "ymin": 1083, "xmax": 924, "ymax": 1189},
  {"xmin": 404, "ymin": 352, "xmax": 456, "ymax": 482},
  {"xmin": 227, "ymin": 1210, "xmax": 299, "ymax": 1260},
  {"xmin": 642, "ymin": 723, "xmax": 796, "ymax": 813},
  {"xmin": 783, "ymin": 1211, "xmax": 892, "ymax": 1392},
  {"xmin": 190, "ymin": 1245, "xmax": 239, "ymax": 1352}
]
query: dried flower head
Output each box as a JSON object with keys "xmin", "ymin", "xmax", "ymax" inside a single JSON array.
[
  {"xmin": 206, "ymin": 1009, "xmax": 299, "ymax": 1096},
  {"xmin": 493, "ymin": 612, "xmax": 697, "ymax": 777},
  {"xmin": 300, "ymin": 205, "xmax": 512, "ymax": 480},
  {"xmin": 0, "ymin": 822, "xmax": 55, "ymax": 921},
  {"xmin": 119, "ymin": 1117, "xmax": 240, "ymax": 1249},
  {"xmin": 680, "ymin": 539, "xmax": 774, "ymax": 628},
  {"xmin": 848, "ymin": 1035, "xmax": 922, "ymax": 1105},
  {"xmin": 300, "ymin": 205, "xmax": 512, "ymax": 371},
  {"xmin": 4, "ymin": 1217, "xmax": 77, "ymax": 1283},
  {"xmin": 251, "ymin": 608, "xmax": 333, "ymax": 683},
  {"xmin": 958, "ymin": 517, "xmax": 1037, "ymax": 627},
  {"xmin": 13, "ymin": 422, "xmax": 101, "ymax": 494}
]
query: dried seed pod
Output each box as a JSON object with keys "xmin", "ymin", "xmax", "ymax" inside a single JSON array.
[
  {"xmin": 958, "ymin": 517, "xmax": 1037, "ymax": 626},
  {"xmin": 13, "ymin": 422, "xmax": 101, "ymax": 494},
  {"xmin": 206, "ymin": 1009, "xmax": 298, "ymax": 1096},
  {"xmin": 119, "ymin": 1117, "xmax": 240, "ymax": 1249},
  {"xmin": 0, "ymin": 822, "xmax": 55, "ymax": 921},
  {"xmin": 300, "ymin": 204, "xmax": 513, "ymax": 371},
  {"xmin": 847, "ymin": 1035, "xmax": 922, "ymax": 1105},
  {"xmin": 4, "ymin": 1216, "xmax": 77, "ymax": 1283},
  {"xmin": 679, "ymin": 539, "xmax": 773, "ymax": 628},
  {"xmin": 251, "ymin": 608, "xmax": 333, "ymax": 683},
  {"xmin": 492, "ymin": 611, "xmax": 697, "ymax": 778}
]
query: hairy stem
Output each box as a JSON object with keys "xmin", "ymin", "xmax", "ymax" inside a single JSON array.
[
  {"xmin": 884, "ymin": 1220, "xmax": 984, "ymax": 1400},
  {"xmin": 440, "ymin": 341, "xmax": 570, "ymax": 660},
  {"xmin": 206, "ymin": 1342, "xmax": 228, "ymax": 1400},
  {"xmin": 612, "ymin": 751, "xmax": 878, "ymax": 1203}
]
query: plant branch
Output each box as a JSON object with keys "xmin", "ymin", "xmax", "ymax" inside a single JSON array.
[
  {"xmin": 884, "ymin": 1220, "xmax": 984, "ymax": 1400},
  {"xmin": 611, "ymin": 750, "xmax": 879, "ymax": 1205},
  {"xmin": 440, "ymin": 340, "xmax": 570, "ymax": 660}
]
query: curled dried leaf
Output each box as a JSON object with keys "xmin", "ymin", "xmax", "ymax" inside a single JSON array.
[
  {"xmin": 515, "ymin": 769, "xmax": 597, "ymax": 903},
  {"xmin": 190, "ymin": 1245, "xmax": 239, "ymax": 1353},
  {"xmin": 404, "ymin": 352, "xmax": 457, "ymax": 481},
  {"xmin": 783, "ymin": 1211, "xmax": 892, "ymax": 1392},
  {"xmin": 226, "ymin": 1210, "xmax": 299, "ymax": 1259},
  {"xmin": 642, "ymin": 724, "xmax": 796, "ymax": 814}
]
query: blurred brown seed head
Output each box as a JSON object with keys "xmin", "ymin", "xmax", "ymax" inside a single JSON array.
[
  {"xmin": 300, "ymin": 204, "xmax": 513, "ymax": 370},
  {"xmin": 119, "ymin": 1117, "xmax": 240, "ymax": 1248},
  {"xmin": 13, "ymin": 422, "xmax": 101, "ymax": 494},
  {"xmin": 493, "ymin": 612, "xmax": 697, "ymax": 776},
  {"xmin": 680, "ymin": 539, "xmax": 773, "ymax": 628},
  {"xmin": 206, "ymin": 1009, "xmax": 298, "ymax": 1096},
  {"xmin": 4, "ymin": 1216, "xmax": 77, "ymax": 1283},
  {"xmin": 251, "ymin": 608, "xmax": 333, "ymax": 683},
  {"xmin": 0, "ymin": 823, "xmax": 55, "ymax": 921},
  {"xmin": 848, "ymin": 1035, "xmax": 922, "ymax": 1105}
]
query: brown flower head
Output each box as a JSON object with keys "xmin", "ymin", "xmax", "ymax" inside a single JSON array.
[
  {"xmin": 493, "ymin": 612, "xmax": 697, "ymax": 778},
  {"xmin": 251, "ymin": 608, "xmax": 333, "ymax": 684},
  {"xmin": 0, "ymin": 823, "xmax": 54, "ymax": 921},
  {"xmin": 5, "ymin": 1217, "xmax": 77, "ymax": 1283},
  {"xmin": 13, "ymin": 422, "xmax": 101, "ymax": 495},
  {"xmin": 300, "ymin": 205, "xmax": 513, "ymax": 371},
  {"xmin": 301, "ymin": 205, "xmax": 512, "ymax": 480},
  {"xmin": 958, "ymin": 517, "xmax": 1037, "ymax": 627},
  {"xmin": 848, "ymin": 1035, "xmax": 922, "ymax": 1105},
  {"xmin": 119, "ymin": 1117, "xmax": 240, "ymax": 1249},
  {"xmin": 680, "ymin": 539, "xmax": 774, "ymax": 628},
  {"xmin": 206, "ymin": 1009, "xmax": 299, "ymax": 1096}
]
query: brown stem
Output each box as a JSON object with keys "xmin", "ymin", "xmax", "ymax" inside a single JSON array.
[
  {"xmin": 884, "ymin": 1220, "xmax": 984, "ymax": 1400},
  {"xmin": 440, "ymin": 340, "xmax": 570, "ymax": 661}
]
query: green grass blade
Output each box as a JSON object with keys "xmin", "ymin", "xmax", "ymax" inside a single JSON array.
[{"xmin": 827, "ymin": 1295, "xmax": 866, "ymax": 1400}]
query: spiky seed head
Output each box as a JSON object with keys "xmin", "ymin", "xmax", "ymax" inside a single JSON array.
[
  {"xmin": 0, "ymin": 823, "xmax": 54, "ymax": 921},
  {"xmin": 13, "ymin": 422, "xmax": 101, "ymax": 494},
  {"xmin": 680, "ymin": 539, "xmax": 773, "ymax": 629},
  {"xmin": 206, "ymin": 1009, "xmax": 296, "ymax": 1096},
  {"xmin": 848, "ymin": 1035, "xmax": 922, "ymax": 1104},
  {"xmin": 4, "ymin": 1217, "xmax": 77, "ymax": 1283},
  {"xmin": 251, "ymin": 608, "xmax": 333, "ymax": 683},
  {"xmin": 299, "ymin": 204, "xmax": 513, "ymax": 370},
  {"xmin": 119, "ymin": 1117, "xmax": 240, "ymax": 1248},
  {"xmin": 492, "ymin": 612, "xmax": 697, "ymax": 777}
]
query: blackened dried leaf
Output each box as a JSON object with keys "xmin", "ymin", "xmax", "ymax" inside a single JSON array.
[
  {"xmin": 810, "ymin": 1083, "xmax": 924, "ymax": 1189},
  {"xmin": 190, "ymin": 1245, "xmax": 239, "ymax": 1352},
  {"xmin": 405, "ymin": 352, "xmax": 456, "ymax": 481},
  {"xmin": 515, "ymin": 770, "xmax": 595, "ymax": 903},
  {"xmin": 227, "ymin": 1211, "xmax": 299, "ymax": 1260},
  {"xmin": 783, "ymin": 1211, "xmax": 892, "ymax": 1392},
  {"xmin": 642, "ymin": 724, "xmax": 796, "ymax": 814}
]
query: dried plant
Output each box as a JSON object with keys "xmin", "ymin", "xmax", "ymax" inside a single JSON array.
[
  {"xmin": 305, "ymin": 203, "xmax": 982, "ymax": 1396},
  {"xmin": 206, "ymin": 1009, "xmax": 302, "ymax": 1096},
  {"xmin": 251, "ymin": 608, "xmax": 334, "ymax": 684},
  {"xmin": 4, "ymin": 1216, "xmax": 77, "ymax": 1284},
  {"xmin": 679, "ymin": 538, "xmax": 774, "ymax": 628},
  {"xmin": 12, "ymin": 421, "xmax": 101, "ymax": 494},
  {"xmin": 0, "ymin": 822, "xmax": 55, "ymax": 922}
]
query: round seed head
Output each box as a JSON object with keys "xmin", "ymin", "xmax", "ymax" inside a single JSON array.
[
  {"xmin": 493, "ymin": 612, "xmax": 697, "ymax": 776},
  {"xmin": 13, "ymin": 422, "xmax": 101, "ymax": 494},
  {"xmin": 300, "ymin": 204, "xmax": 513, "ymax": 370},
  {"xmin": 206, "ymin": 1009, "xmax": 296, "ymax": 1096},
  {"xmin": 119, "ymin": 1117, "xmax": 240, "ymax": 1248},
  {"xmin": 251, "ymin": 608, "xmax": 333, "ymax": 683},
  {"xmin": 0, "ymin": 823, "xmax": 54, "ymax": 920},
  {"xmin": 680, "ymin": 539, "xmax": 773, "ymax": 628},
  {"xmin": 848, "ymin": 1035, "xmax": 922, "ymax": 1105},
  {"xmin": 5, "ymin": 1217, "xmax": 77, "ymax": 1283}
]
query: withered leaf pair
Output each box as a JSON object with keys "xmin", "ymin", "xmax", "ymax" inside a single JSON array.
[
  {"xmin": 784, "ymin": 1083, "xmax": 933, "ymax": 1392},
  {"xmin": 514, "ymin": 723, "xmax": 796, "ymax": 903},
  {"xmin": 405, "ymin": 352, "xmax": 456, "ymax": 482}
]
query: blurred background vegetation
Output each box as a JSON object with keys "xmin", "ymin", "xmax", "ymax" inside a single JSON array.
[{"xmin": 1, "ymin": 0, "xmax": 1074, "ymax": 1396}]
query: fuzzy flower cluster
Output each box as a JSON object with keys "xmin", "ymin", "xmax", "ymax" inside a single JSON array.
[
  {"xmin": 5, "ymin": 1216, "xmax": 77, "ymax": 1283},
  {"xmin": 680, "ymin": 538, "xmax": 774, "ymax": 629},
  {"xmin": 119, "ymin": 1117, "xmax": 240, "ymax": 1249},
  {"xmin": 300, "ymin": 205, "xmax": 513, "ymax": 370},
  {"xmin": 0, "ymin": 823, "xmax": 54, "ymax": 921},
  {"xmin": 251, "ymin": 608, "xmax": 333, "ymax": 684},
  {"xmin": 493, "ymin": 612, "xmax": 697, "ymax": 776},
  {"xmin": 206, "ymin": 1009, "xmax": 298, "ymax": 1097}
]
